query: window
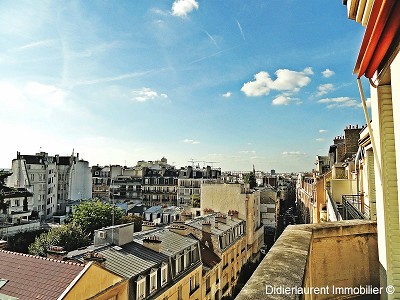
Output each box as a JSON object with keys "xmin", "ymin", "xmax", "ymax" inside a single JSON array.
[
  {"xmin": 161, "ymin": 263, "xmax": 168, "ymax": 286},
  {"xmin": 137, "ymin": 277, "xmax": 146, "ymax": 300},
  {"xmin": 30, "ymin": 174, "xmax": 34, "ymax": 181},
  {"xmin": 150, "ymin": 270, "xmax": 157, "ymax": 293},
  {"xmin": 185, "ymin": 250, "xmax": 190, "ymax": 268},
  {"xmin": 178, "ymin": 285, "xmax": 183, "ymax": 300},
  {"xmin": 175, "ymin": 255, "xmax": 182, "ymax": 275},
  {"xmin": 206, "ymin": 276, "xmax": 211, "ymax": 294}
]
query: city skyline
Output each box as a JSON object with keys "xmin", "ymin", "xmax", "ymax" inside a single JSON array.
[{"xmin": 0, "ymin": 0, "xmax": 369, "ymax": 172}]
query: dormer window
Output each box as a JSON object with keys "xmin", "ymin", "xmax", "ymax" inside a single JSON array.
[
  {"xmin": 136, "ymin": 276, "xmax": 146, "ymax": 300},
  {"xmin": 161, "ymin": 263, "xmax": 168, "ymax": 286},
  {"xmin": 150, "ymin": 269, "xmax": 157, "ymax": 293}
]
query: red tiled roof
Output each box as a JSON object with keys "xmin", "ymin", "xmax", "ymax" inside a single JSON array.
[{"xmin": 0, "ymin": 250, "xmax": 85, "ymax": 300}]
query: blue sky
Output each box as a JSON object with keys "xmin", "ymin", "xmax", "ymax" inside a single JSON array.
[{"xmin": 0, "ymin": 0, "xmax": 369, "ymax": 172}]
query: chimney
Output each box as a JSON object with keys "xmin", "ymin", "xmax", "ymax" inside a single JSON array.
[
  {"xmin": 143, "ymin": 235, "xmax": 162, "ymax": 253},
  {"xmin": 170, "ymin": 222, "xmax": 188, "ymax": 236},
  {"xmin": 0, "ymin": 240, "xmax": 7, "ymax": 250},
  {"xmin": 202, "ymin": 220, "xmax": 212, "ymax": 233},
  {"xmin": 142, "ymin": 221, "xmax": 156, "ymax": 231},
  {"xmin": 228, "ymin": 210, "xmax": 239, "ymax": 219},
  {"xmin": 181, "ymin": 211, "xmax": 193, "ymax": 221},
  {"xmin": 84, "ymin": 251, "xmax": 106, "ymax": 263},
  {"xmin": 47, "ymin": 245, "xmax": 67, "ymax": 260},
  {"xmin": 216, "ymin": 213, "xmax": 227, "ymax": 224}
]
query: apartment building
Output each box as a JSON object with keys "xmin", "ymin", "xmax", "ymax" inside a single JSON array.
[
  {"xmin": 0, "ymin": 170, "xmax": 34, "ymax": 231},
  {"xmin": 7, "ymin": 151, "xmax": 91, "ymax": 220},
  {"xmin": 183, "ymin": 213, "xmax": 247, "ymax": 299},
  {"xmin": 200, "ymin": 183, "xmax": 263, "ymax": 262},
  {"xmin": 67, "ymin": 223, "xmax": 202, "ymax": 300},
  {"xmin": 142, "ymin": 167, "xmax": 179, "ymax": 206},
  {"xmin": 177, "ymin": 165, "xmax": 221, "ymax": 215},
  {"xmin": 343, "ymin": 0, "xmax": 400, "ymax": 295}
]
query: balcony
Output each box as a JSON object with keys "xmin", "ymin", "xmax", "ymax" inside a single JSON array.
[
  {"xmin": 342, "ymin": 195, "xmax": 370, "ymax": 220},
  {"xmin": 236, "ymin": 220, "xmax": 379, "ymax": 300}
]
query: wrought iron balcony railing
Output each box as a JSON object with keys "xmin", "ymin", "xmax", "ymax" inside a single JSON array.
[{"xmin": 342, "ymin": 195, "xmax": 370, "ymax": 220}]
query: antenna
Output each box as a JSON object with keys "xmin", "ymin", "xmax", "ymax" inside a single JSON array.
[
  {"xmin": 205, "ymin": 161, "xmax": 219, "ymax": 168},
  {"xmin": 188, "ymin": 158, "xmax": 202, "ymax": 167}
]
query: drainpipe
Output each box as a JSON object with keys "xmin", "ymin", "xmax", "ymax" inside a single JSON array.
[
  {"xmin": 354, "ymin": 146, "xmax": 361, "ymax": 195},
  {"xmin": 356, "ymin": 78, "xmax": 382, "ymax": 184}
]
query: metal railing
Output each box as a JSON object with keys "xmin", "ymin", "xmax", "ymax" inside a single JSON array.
[
  {"xmin": 327, "ymin": 191, "xmax": 342, "ymax": 221},
  {"xmin": 342, "ymin": 195, "xmax": 369, "ymax": 220}
]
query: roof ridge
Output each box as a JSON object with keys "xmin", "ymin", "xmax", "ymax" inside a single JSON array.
[{"xmin": 0, "ymin": 250, "xmax": 85, "ymax": 267}]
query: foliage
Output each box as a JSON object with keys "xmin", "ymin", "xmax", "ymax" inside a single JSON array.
[
  {"xmin": 121, "ymin": 214, "xmax": 143, "ymax": 232},
  {"xmin": 28, "ymin": 223, "xmax": 90, "ymax": 256},
  {"xmin": 6, "ymin": 229, "xmax": 47, "ymax": 254},
  {"xmin": 243, "ymin": 172, "xmax": 257, "ymax": 189},
  {"xmin": 192, "ymin": 194, "xmax": 200, "ymax": 208},
  {"xmin": 69, "ymin": 200, "xmax": 123, "ymax": 237}
]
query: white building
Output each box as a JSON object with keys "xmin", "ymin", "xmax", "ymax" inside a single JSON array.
[{"xmin": 7, "ymin": 151, "xmax": 92, "ymax": 220}]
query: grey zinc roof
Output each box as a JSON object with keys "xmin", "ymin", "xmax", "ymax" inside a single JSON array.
[
  {"xmin": 144, "ymin": 206, "xmax": 163, "ymax": 213},
  {"xmin": 134, "ymin": 229, "xmax": 198, "ymax": 256},
  {"xmin": 67, "ymin": 242, "xmax": 168, "ymax": 279},
  {"xmin": 186, "ymin": 215, "xmax": 243, "ymax": 235}
]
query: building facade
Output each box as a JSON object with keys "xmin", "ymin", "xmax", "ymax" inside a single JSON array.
[{"xmin": 7, "ymin": 151, "xmax": 91, "ymax": 220}]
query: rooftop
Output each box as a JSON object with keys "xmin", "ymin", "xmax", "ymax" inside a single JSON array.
[{"xmin": 0, "ymin": 250, "xmax": 85, "ymax": 300}]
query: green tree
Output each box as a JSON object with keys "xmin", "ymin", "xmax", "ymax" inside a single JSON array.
[
  {"xmin": 244, "ymin": 172, "xmax": 257, "ymax": 189},
  {"xmin": 6, "ymin": 229, "xmax": 47, "ymax": 254},
  {"xmin": 120, "ymin": 214, "xmax": 143, "ymax": 232},
  {"xmin": 28, "ymin": 223, "xmax": 90, "ymax": 256},
  {"xmin": 70, "ymin": 200, "xmax": 123, "ymax": 237}
]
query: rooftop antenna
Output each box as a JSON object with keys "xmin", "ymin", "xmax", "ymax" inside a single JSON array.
[{"xmin": 205, "ymin": 161, "xmax": 219, "ymax": 168}]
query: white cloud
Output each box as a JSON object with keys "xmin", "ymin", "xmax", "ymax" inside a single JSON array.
[
  {"xmin": 182, "ymin": 138, "xmax": 200, "ymax": 144},
  {"xmin": 282, "ymin": 151, "xmax": 306, "ymax": 156},
  {"xmin": 316, "ymin": 138, "xmax": 326, "ymax": 142},
  {"xmin": 319, "ymin": 129, "xmax": 327, "ymax": 133},
  {"xmin": 318, "ymin": 97, "xmax": 360, "ymax": 109},
  {"xmin": 316, "ymin": 83, "xmax": 334, "ymax": 96},
  {"xmin": 171, "ymin": 0, "xmax": 199, "ymax": 17},
  {"xmin": 239, "ymin": 150, "xmax": 256, "ymax": 154},
  {"xmin": 133, "ymin": 87, "xmax": 168, "ymax": 102},
  {"xmin": 222, "ymin": 91, "xmax": 232, "ymax": 98},
  {"xmin": 272, "ymin": 95, "xmax": 302, "ymax": 106},
  {"xmin": 322, "ymin": 69, "xmax": 335, "ymax": 78},
  {"xmin": 241, "ymin": 67, "xmax": 313, "ymax": 97},
  {"xmin": 365, "ymin": 97, "xmax": 371, "ymax": 108}
]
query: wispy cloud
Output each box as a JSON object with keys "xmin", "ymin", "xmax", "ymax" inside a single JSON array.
[
  {"xmin": 73, "ymin": 69, "xmax": 163, "ymax": 87},
  {"xmin": 204, "ymin": 31, "xmax": 218, "ymax": 48},
  {"xmin": 187, "ymin": 45, "xmax": 240, "ymax": 65},
  {"xmin": 322, "ymin": 68, "xmax": 335, "ymax": 78},
  {"xmin": 316, "ymin": 138, "xmax": 326, "ymax": 142},
  {"xmin": 133, "ymin": 87, "xmax": 168, "ymax": 102},
  {"xmin": 282, "ymin": 151, "xmax": 307, "ymax": 156},
  {"xmin": 316, "ymin": 83, "xmax": 334, "ymax": 96},
  {"xmin": 11, "ymin": 39, "xmax": 58, "ymax": 52},
  {"xmin": 319, "ymin": 129, "xmax": 327, "ymax": 133},
  {"xmin": 239, "ymin": 150, "xmax": 256, "ymax": 154},
  {"xmin": 318, "ymin": 97, "xmax": 362, "ymax": 109},
  {"xmin": 235, "ymin": 19, "xmax": 246, "ymax": 41},
  {"xmin": 182, "ymin": 138, "xmax": 200, "ymax": 144},
  {"xmin": 171, "ymin": 0, "xmax": 199, "ymax": 18},
  {"xmin": 241, "ymin": 67, "xmax": 313, "ymax": 97},
  {"xmin": 222, "ymin": 91, "xmax": 232, "ymax": 98}
]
